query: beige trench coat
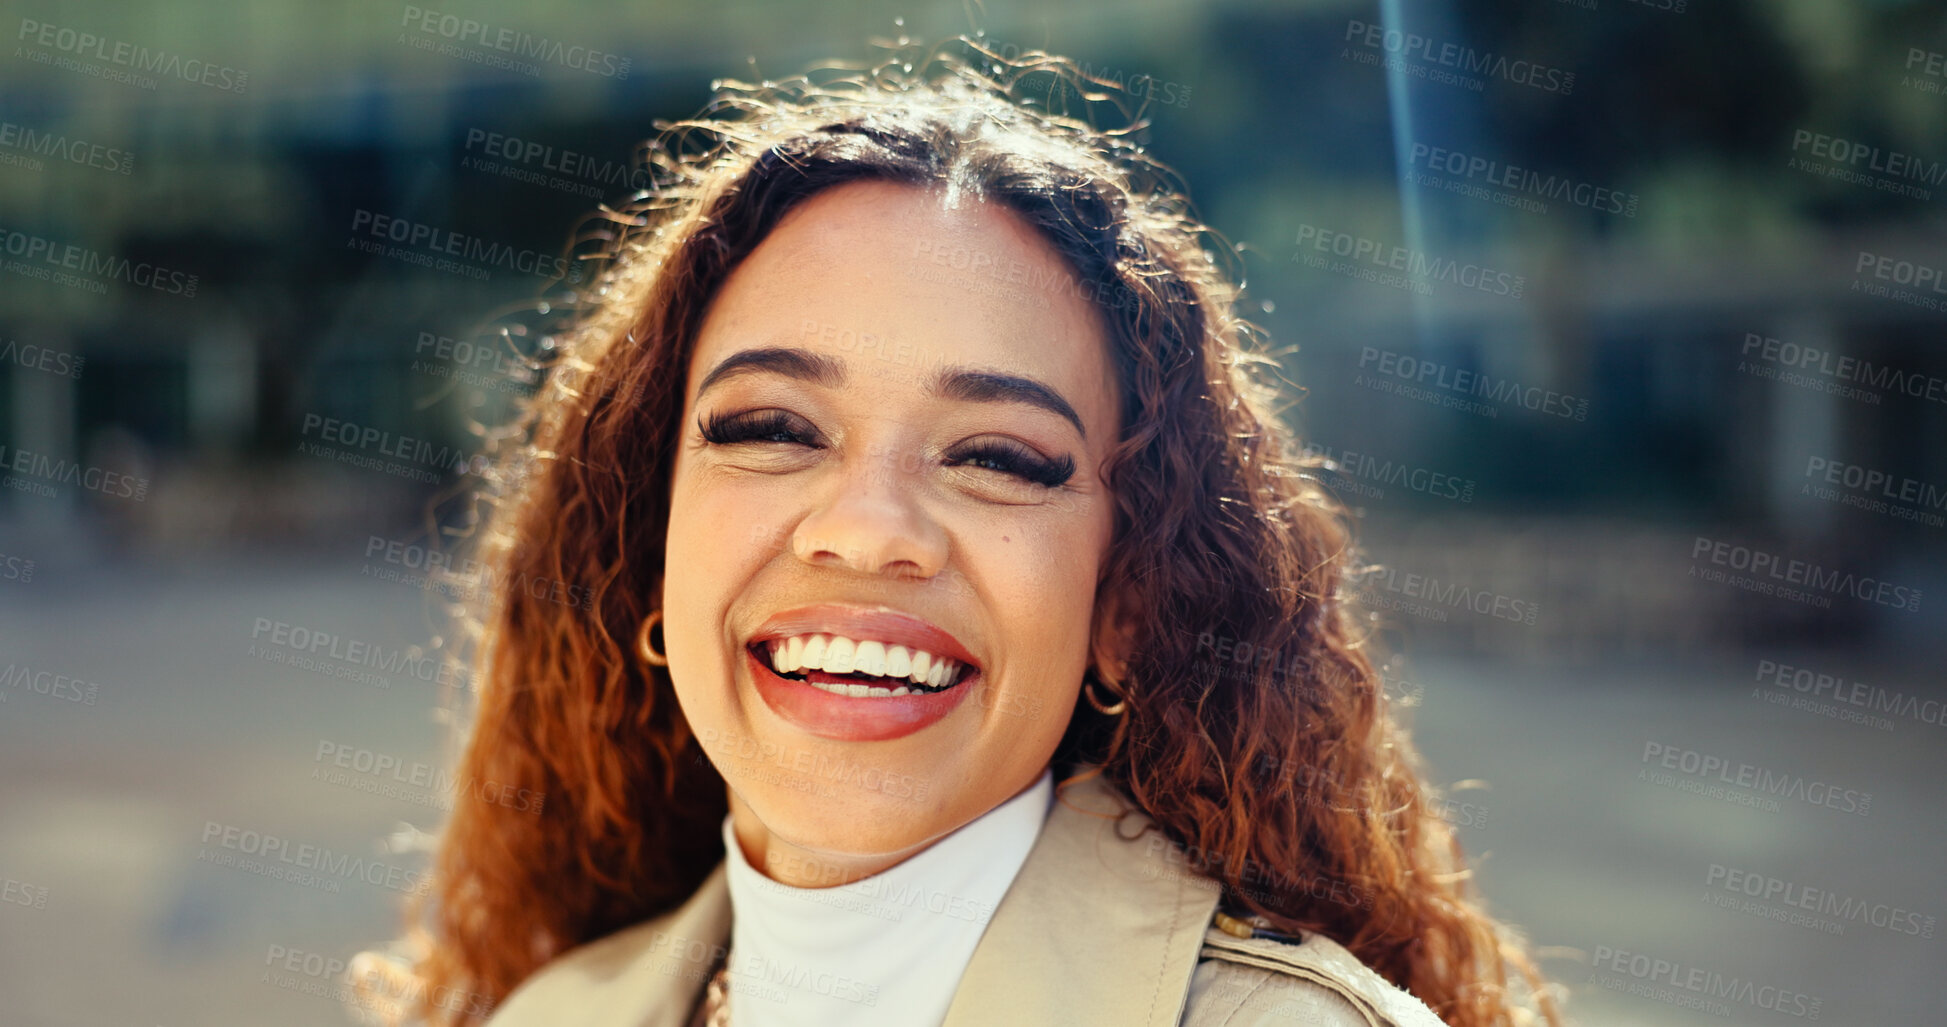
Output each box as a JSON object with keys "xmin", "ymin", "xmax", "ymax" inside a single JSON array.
[{"xmin": 487, "ymin": 772, "xmax": 1448, "ymax": 1026}]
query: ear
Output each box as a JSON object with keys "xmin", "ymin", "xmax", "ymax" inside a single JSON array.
[{"xmin": 1088, "ymin": 583, "xmax": 1140, "ymax": 682}]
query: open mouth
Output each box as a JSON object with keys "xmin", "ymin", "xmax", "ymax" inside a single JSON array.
[{"xmin": 749, "ymin": 634, "xmax": 976, "ymax": 698}]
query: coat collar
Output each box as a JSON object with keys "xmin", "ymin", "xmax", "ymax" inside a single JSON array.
[
  {"xmin": 940, "ymin": 768, "xmax": 1223, "ymax": 1026},
  {"xmin": 518, "ymin": 767, "xmax": 1221, "ymax": 1026}
]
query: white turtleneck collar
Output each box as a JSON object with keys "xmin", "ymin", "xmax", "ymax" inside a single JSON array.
[{"xmin": 718, "ymin": 766, "xmax": 1055, "ymax": 1027}]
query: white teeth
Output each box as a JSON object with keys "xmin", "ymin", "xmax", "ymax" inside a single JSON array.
[
  {"xmin": 853, "ymin": 640, "xmax": 887, "ymax": 677},
  {"xmin": 760, "ymin": 632, "xmax": 969, "ymax": 689},
  {"xmin": 825, "ymin": 637, "xmax": 856, "ymax": 674},
  {"xmin": 800, "ymin": 678, "xmax": 910, "ymax": 698}
]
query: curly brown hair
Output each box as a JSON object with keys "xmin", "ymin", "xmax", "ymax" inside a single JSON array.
[{"xmin": 351, "ymin": 39, "xmax": 1563, "ymax": 1027}]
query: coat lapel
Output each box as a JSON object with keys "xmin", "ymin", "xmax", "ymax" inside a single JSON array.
[
  {"xmin": 942, "ymin": 770, "xmax": 1223, "ymax": 1026},
  {"xmin": 485, "ymin": 864, "xmax": 729, "ymax": 1026},
  {"xmin": 636, "ymin": 862, "xmax": 732, "ymax": 1027},
  {"xmin": 528, "ymin": 770, "xmax": 1223, "ymax": 1026}
]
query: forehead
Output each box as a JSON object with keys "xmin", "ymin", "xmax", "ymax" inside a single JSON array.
[{"xmin": 686, "ymin": 180, "xmax": 1117, "ymax": 423}]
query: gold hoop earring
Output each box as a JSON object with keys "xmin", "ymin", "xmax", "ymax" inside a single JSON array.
[
  {"xmin": 1083, "ymin": 668, "xmax": 1127, "ymax": 716},
  {"xmin": 636, "ymin": 609, "xmax": 668, "ymax": 667}
]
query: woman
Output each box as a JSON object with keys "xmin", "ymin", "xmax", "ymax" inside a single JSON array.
[{"xmin": 352, "ymin": 43, "xmax": 1562, "ymax": 1027}]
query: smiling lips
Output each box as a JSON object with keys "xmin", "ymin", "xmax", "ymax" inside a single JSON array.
[{"xmin": 743, "ymin": 604, "xmax": 982, "ymax": 741}]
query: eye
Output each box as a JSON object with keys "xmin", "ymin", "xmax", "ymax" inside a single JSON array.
[
  {"xmin": 944, "ymin": 439, "xmax": 1076, "ymax": 488},
  {"xmin": 701, "ymin": 411, "xmax": 1075, "ymax": 491},
  {"xmin": 699, "ymin": 409, "xmax": 821, "ymax": 448}
]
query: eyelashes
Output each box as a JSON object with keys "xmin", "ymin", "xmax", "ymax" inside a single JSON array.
[
  {"xmin": 700, "ymin": 409, "xmax": 813, "ymax": 447},
  {"xmin": 698, "ymin": 409, "xmax": 1076, "ymax": 489},
  {"xmin": 951, "ymin": 438, "xmax": 1075, "ymax": 488}
]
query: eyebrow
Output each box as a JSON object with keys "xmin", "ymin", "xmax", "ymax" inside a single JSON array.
[{"xmin": 695, "ymin": 346, "xmax": 1088, "ymax": 440}]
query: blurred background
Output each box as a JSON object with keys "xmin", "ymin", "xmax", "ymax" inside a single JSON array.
[{"xmin": 3, "ymin": 0, "xmax": 1944, "ymax": 1024}]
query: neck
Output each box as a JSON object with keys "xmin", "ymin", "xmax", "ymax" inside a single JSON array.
[
  {"xmin": 723, "ymin": 792, "xmax": 916, "ymax": 887},
  {"xmin": 717, "ymin": 768, "xmax": 1057, "ymax": 1027},
  {"xmin": 724, "ymin": 770, "xmax": 1050, "ymax": 887}
]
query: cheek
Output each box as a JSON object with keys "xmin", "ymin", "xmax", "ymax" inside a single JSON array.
[
  {"xmin": 662, "ymin": 470, "xmax": 779, "ymax": 686},
  {"xmin": 669, "ymin": 465, "xmax": 786, "ymax": 577},
  {"xmin": 671, "ymin": 456, "xmax": 800, "ymax": 559},
  {"xmin": 983, "ymin": 520, "xmax": 1102, "ymax": 681}
]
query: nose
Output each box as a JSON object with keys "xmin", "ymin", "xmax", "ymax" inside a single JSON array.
[{"xmin": 790, "ymin": 437, "xmax": 949, "ymax": 582}]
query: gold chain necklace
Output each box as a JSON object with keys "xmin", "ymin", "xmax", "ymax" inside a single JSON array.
[{"xmin": 703, "ymin": 963, "xmax": 731, "ymax": 1027}]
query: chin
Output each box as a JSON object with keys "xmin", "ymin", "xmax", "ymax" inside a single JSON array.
[{"xmin": 734, "ymin": 776, "xmax": 961, "ymax": 866}]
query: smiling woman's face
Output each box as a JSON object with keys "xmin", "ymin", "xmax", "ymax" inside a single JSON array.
[{"xmin": 660, "ymin": 179, "xmax": 1123, "ymax": 881}]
